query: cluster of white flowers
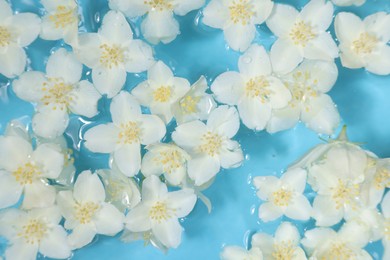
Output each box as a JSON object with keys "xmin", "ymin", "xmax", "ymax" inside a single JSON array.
[
  {"xmin": 0, "ymin": 0, "xmax": 389, "ymax": 258},
  {"xmin": 223, "ymin": 127, "xmax": 390, "ymax": 259}
]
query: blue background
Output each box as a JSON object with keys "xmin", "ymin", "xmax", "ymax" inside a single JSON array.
[{"xmin": 0, "ymin": 0, "xmax": 390, "ymax": 259}]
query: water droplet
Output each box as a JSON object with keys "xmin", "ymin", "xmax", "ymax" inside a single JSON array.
[{"xmin": 94, "ymin": 12, "xmax": 100, "ymax": 23}]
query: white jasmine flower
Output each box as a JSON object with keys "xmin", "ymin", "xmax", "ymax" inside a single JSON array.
[
  {"xmin": 267, "ymin": 60, "xmax": 340, "ymax": 135},
  {"xmin": 125, "ymin": 176, "xmax": 197, "ymax": 249},
  {"xmin": 309, "ymin": 146, "xmax": 368, "ymax": 226},
  {"xmin": 141, "ymin": 143, "xmax": 190, "ymax": 186},
  {"xmin": 56, "ymin": 170, "xmax": 125, "ymax": 249},
  {"xmin": 0, "ymin": 206, "xmax": 71, "ymax": 259},
  {"xmin": 172, "ymin": 76, "xmax": 216, "ymax": 125},
  {"xmin": 251, "ymin": 222, "xmax": 307, "ymax": 260},
  {"xmin": 84, "ymin": 91, "xmax": 166, "ymax": 177},
  {"xmin": 266, "ymin": 0, "xmax": 338, "ymax": 74},
  {"xmin": 211, "ymin": 44, "xmax": 291, "ymax": 131},
  {"xmin": 202, "ymin": 0, "xmax": 274, "ymax": 52},
  {"xmin": 331, "ymin": 0, "xmax": 365, "ymax": 6},
  {"xmin": 109, "ymin": 0, "xmax": 205, "ymax": 44},
  {"xmin": 13, "ymin": 48, "xmax": 101, "ymax": 139},
  {"xmin": 220, "ymin": 245, "xmax": 263, "ymax": 260},
  {"xmin": 253, "ymin": 168, "xmax": 311, "ymax": 222},
  {"xmin": 97, "ymin": 167, "xmax": 141, "ymax": 212},
  {"xmin": 335, "ymin": 12, "xmax": 390, "ymax": 75},
  {"xmin": 302, "ymin": 223, "xmax": 372, "ymax": 259},
  {"xmin": 40, "ymin": 0, "xmax": 79, "ymax": 45},
  {"xmin": 74, "ymin": 10, "xmax": 155, "ymax": 98},
  {"xmin": 0, "ymin": 0, "xmax": 41, "ymax": 78},
  {"xmin": 172, "ymin": 105, "xmax": 244, "ymax": 186},
  {"xmin": 0, "ymin": 135, "xmax": 64, "ymax": 209},
  {"xmin": 131, "ymin": 61, "xmax": 190, "ymax": 124},
  {"xmin": 382, "ymin": 192, "xmax": 390, "ymax": 260}
]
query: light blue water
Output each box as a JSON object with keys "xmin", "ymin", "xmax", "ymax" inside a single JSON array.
[{"xmin": 0, "ymin": 0, "xmax": 390, "ymax": 259}]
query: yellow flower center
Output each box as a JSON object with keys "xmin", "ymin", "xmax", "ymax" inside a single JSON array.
[
  {"xmin": 0, "ymin": 26, "xmax": 11, "ymax": 47},
  {"xmin": 325, "ymin": 243, "xmax": 355, "ymax": 260},
  {"xmin": 352, "ymin": 32, "xmax": 378, "ymax": 55},
  {"xmin": 75, "ymin": 202, "xmax": 100, "ymax": 224},
  {"xmin": 144, "ymin": 0, "xmax": 173, "ymax": 11},
  {"xmin": 331, "ymin": 179, "xmax": 360, "ymax": 210},
  {"xmin": 285, "ymin": 71, "xmax": 318, "ymax": 110},
  {"xmin": 12, "ymin": 162, "xmax": 41, "ymax": 185},
  {"xmin": 156, "ymin": 149, "xmax": 184, "ymax": 174},
  {"xmin": 118, "ymin": 122, "xmax": 141, "ymax": 144},
  {"xmin": 289, "ymin": 20, "xmax": 316, "ymax": 47},
  {"xmin": 100, "ymin": 44, "xmax": 125, "ymax": 69},
  {"xmin": 374, "ymin": 167, "xmax": 390, "ymax": 190},
  {"xmin": 49, "ymin": 5, "xmax": 77, "ymax": 28},
  {"xmin": 229, "ymin": 0, "xmax": 255, "ymax": 25},
  {"xmin": 272, "ymin": 241, "xmax": 295, "ymax": 260},
  {"xmin": 153, "ymin": 86, "xmax": 172, "ymax": 102},
  {"xmin": 179, "ymin": 95, "xmax": 200, "ymax": 114},
  {"xmin": 199, "ymin": 131, "xmax": 223, "ymax": 156},
  {"xmin": 41, "ymin": 78, "xmax": 74, "ymax": 111},
  {"xmin": 272, "ymin": 189, "xmax": 293, "ymax": 207},
  {"xmin": 245, "ymin": 77, "xmax": 272, "ymax": 103},
  {"xmin": 149, "ymin": 201, "xmax": 175, "ymax": 223},
  {"xmin": 18, "ymin": 219, "xmax": 48, "ymax": 244}
]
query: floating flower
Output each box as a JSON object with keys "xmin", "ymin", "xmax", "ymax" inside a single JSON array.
[
  {"xmin": 0, "ymin": 206, "xmax": 71, "ymax": 259},
  {"xmin": 0, "ymin": 135, "xmax": 64, "ymax": 209},
  {"xmin": 381, "ymin": 192, "xmax": 390, "ymax": 260},
  {"xmin": 335, "ymin": 12, "xmax": 390, "ymax": 75},
  {"xmin": 267, "ymin": 60, "xmax": 340, "ymax": 135},
  {"xmin": 141, "ymin": 143, "xmax": 191, "ymax": 186},
  {"xmin": 13, "ymin": 48, "xmax": 101, "ymax": 139},
  {"xmin": 302, "ymin": 223, "xmax": 371, "ymax": 259},
  {"xmin": 266, "ymin": 0, "xmax": 338, "ymax": 74},
  {"xmin": 253, "ymin": 168, "xmax": 311, "ymax": 222},
  {"xmin": 56, "ymin": 170, "xmax": 125, "ymax": 249},
  {"xmin": 331, "ymin": 0, "xmax": 365, "ymax": 6},
  {"xmin": 84, "ymin": 91, "xmax": 166, "ymax": 177},
  {"xmin": 220, "ymin": 246, "xmax": 263, "ymax": 260},
  {"xmin": 131, "ymin": 61, "xmax": 190, "ymax": 124},
  {"xmin": 172, "ymin": 105, "xmax": 244, "ymax": 186},
  {"xmin": 125, "ymin": 176, "xmax": 197, "ymax": 249},
  {"xmin": 211, "ymin": 44, "xmax": 291, "ymax": 131},
  {"xmin": 0, "ymin": 0, "xmax": 41, "ymax": 78},
  {"xmin": 109, "ymin": 0, "xmax": 205, "ymax": 44},
  {"xmin": 202, "ymin": 0, "xmax": 274, "ymax": 51},
  {"xmin": 172, "ymin": 76, "xmax": 216, "ymax": 125},
  {"xmin": 74, "ymin": 10, "xmax": 155, "ymax": 98},
  {"xmin": 40, "ymin": 0, "xmax": 79, "ymax": 44},
  {"xmin": 252, "ymin": 222, "xmax": 307, "ymax": 260}
]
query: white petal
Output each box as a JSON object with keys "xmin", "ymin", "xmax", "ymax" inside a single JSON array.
[
  {"xmin": 99, "ymin": 11, "xmax": 133, "ymax": 43},
  {"xmin": 275, "ymin": 222, "xmax": 300, "ymax": 244},
  {"xmin": 92, "ymin": 66, "xmax": 127, "ymax": 98},
  {"xmin": 211, "ymin": 71, "xmax": 244, "ymax": 105},
  {"xmin": 312, "ymin": 195, "xmax": 344, "ymax": 226},
  {"xmin": 131, "ymin": 81, "xmax": 153, "ymax": 105},
  {"xmin": 138, "ymin": 114, "xmax": 166, "ymax": 145},
  {"xmin": 108, "ymin": 0, "xmax": 148, "ymax": 17},
  {"xmin": 28, "ymin": 206, "xmax": 62, "ymax": 225},
  {"xmin": 74, "ymin": 171, "xmax": 106, "ymax": 203},
  {"xmin": 32, "ymin": 108, "xmax": 69, "ymax": 139},
  {"xmin": 69, "ymin": 80, "xmax": 101, "ymax": 117},
  {"xmin": 74, "ymin": 33, "xmax": 102, "ymax": 68},
  {"xmin": 258, "ymin": 202, "xmax": 283, "ymax": 222},
  {"xmin": 301, "ymin": 228, "xmax": 335, "ymax": 254},
  {"xmin": 366, "ymin": 46, "xmax": 390, "ymax": 75},
  {"xmin": 220, "ymin": 246, "xmax": 256, "ymax": 260},
  {"xmin": 125, "ymin": 204, "xmax": 152, "ymax": 232},
  {"xmin": 0, "ymin": 208, "xmax": 25, "ymax": 238},
  {"xmin": 39, "ymin": 226, "xmax": 71, "ymax": 259},
  {"xmin": 141, "ymin": 150, "xmax": 163, "ymax": 177},
  {"xmin": 382, "ymin": 191, "xmax": 390, "ymax": 218},
  {"xmin": 0, "ymin": 135, "xmax": 31, "ymax": 172},
  {"xmin": 110, "ymin": 91, "xmax": 141, "ymax": 124},
  {"xmin": 68, "ymin": 223, "xmax": 97, "ymax": 249},
  {"xmin": 202, "ymin": 0, "xmax": 229, "ymax": 29},
  {"xmin": 267, "ymin": 77, "xmax": 292, "ymax": 109},
  {"xmin": 297, "ymin": 60, "xmax": 338, "ymax": 93},
  {"xmin": 94, "ymin": 203, "xmax": 124, "ymax": 235},
  {"xmin": 364, "ymin": 12, "xmax": 390, "ymax": 43},
  {"xmin": 251, "ymin": 233, "xmax": 274, "ymax": 254},
  {"xmin": 114, "ymin": 143, "xmax": 141, "ymax": 177},
  {"xmin": 207, "ymin": 105, "xmax": 240, "ymax": 138},
  {"xmin": 46, "ymin": 48, "xmax": 82, "ymax": 84},
  {"xmin": 303, "ymin": 33, "xmax": 339, "ymax": 61},
  {"xmin": 0, "ymin": 44, "xmax": 26, "ymax": 78},
  {"xmin": 40, "ymin": 15, "xmax": 76, "ymax": 42},
  {"xmin": 141, "ymin": 11, "xmax": 179, "ymax": 44},
  {"xmin": 174, "ymin": 0, "xmax": 205, "ymax": 16},
  {"xmin": 0, "ymin": 0, "xmax": 12, "ymax": 20},
  {"xmin": 124, "ymin": 39, "xmax": 155, "ymax": 73},
  {"xmin": 0, "ymin": 171, "xmax": 23, "ymax": 209},
  {"xmin": 239, "ymin": 44, "xmax": 271, "ymax": 77},
  {"xmin": 224, "ymin": 24, "xmax": 256, "ymax": 52},
  {"xmin": 148, "ymin": 61, "xmax": 174, "ymax": 84},
  {"xmin": 5, "ymin": 241, "xmax": 38, "ymax": 260},
  {"xmin": 252, "ymin": 0, "xmax": 274, "ymax": 24},
  {"xmin": 334, "ymin": 12, "xmax": 363, "ymax": 44},
  {"xmin": 266, "ymin": 4, "xmax": 299, "ymax": 38},
  {"xmin": 281, "ymin": 168, "xmax": 307, "ymax": 193},
  {"xmin": 166, "ymin": 188, "xmax": 197, "ymax": 218},
  {"xmin": 338, "ymin": 221, "xmax": 371, "ymax": 247},
  {"xmin": 32, "ymin": 143, "xmax": 64, "ymax": 179},
  {"xmin": 56, "ymin": 190, "xmax": 77, "ymax": 226},
  {"xmin": 172, "ymin": 120, "xmax": 206, "ymax": 150},
  {"xmin": 187, "ymin": 155, "xmax": 220, "ymax": 186},
  {"xmin": 237, "ymin": 97, "xmax": 271, "ymax": 131},
  {"xmin": 84, "ymin": 124, "xmax": 119, "ymax": 153},
  {"xmin": 270, "ymin": 39, "xmax": 303, "ymax": 75},
  {"xmin": 152, "ymin": 219, "xmax": 182, "ymax": 248},
  {"xmin": 285, "ymin": 195, "xmax": 312, "ymax": 221},
  {"xmin": 253, "ymin": 175, "xmax": 280, "ymax": 200},
  {"xmin": 220, "ymin": 141, "xmax": 244, "ymax": 169},
  {"xmin": 142, "ymin": 175, "xmax": 168, "ymax": 201},
  {"xmin": 300, "ymin": 0, "xmax": 334, "ymax": 31},
  {"xmin": 10, "ymin": 13, "xmax": 41, "ymax": 47},
  {"xmin": 12, "ymin": 71, "xmax": 46, "ymax": 102},
  {"xmin": 22, "ymin": 181, "xmax": 56, "ymax": 209},
  {"xmin": 266, "ymin": 104, "xmax": 301, "ymax": 134},
  {"xmin": 165, "ymin": 166, "xmax": 186, "ymax": 186}
]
